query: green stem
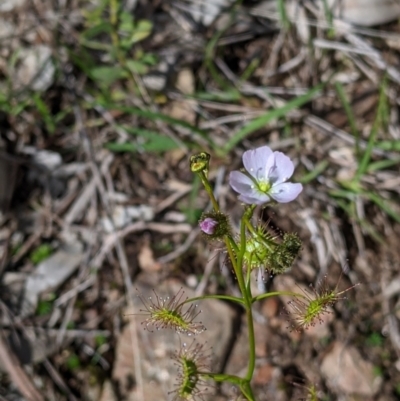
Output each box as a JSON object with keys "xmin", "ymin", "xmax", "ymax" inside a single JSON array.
[
  {"xmin": 252, "ymin": 291, "xmax": 308, "ymax": 304},
  {"xmin": 196, "ymin": 170, "xmax": 240, "ymax": 256},
  {"xmin": 244, "ymin": 300, "xmax": 256, "ymax": 382},
  {"xmin": 240, "ymin": 381, "xmax": 256, "ymax": 401},
  {"xmin": 195, "ymin": 169, "xmax": 258, "ymax": 400},
  {"xmin": 180, "ymin": 294, "xmax": 246, "ymax": 307},
  {"xmin": 201, "ymin": 372, "xmax": 242, "ymax": 385},
  {"xmin": 238, "ymin": 207, "xmax": 257, "ymax": 385},
  {"xmin": 198, "ymin": 171, "xmax": 220, "ymax": 212},
  {"xmin": 243, "ymin": 215, "xmax": 275, "ymax": 250}
]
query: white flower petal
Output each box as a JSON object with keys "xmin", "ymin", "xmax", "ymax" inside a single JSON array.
[
  {"xmin": 238, "ymin": 193, "xmax": 270, "ymax": 205},
  {"xmin": 270, "ymin": 182, "xmax": 303, "ymax": 203},
  {"xmin": 265, "ymin": 152, "xmax": 295, "ymax": 185},
  {"xmin": 229, "ymin": 171, "xmax": 254, "ymax": 193},
  {"xmin": 242, "ymin": 146, "xmax": 272, "ymax": 180}
]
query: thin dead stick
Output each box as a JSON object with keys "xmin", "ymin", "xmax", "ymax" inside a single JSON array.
[
  {"xmin": 43, "ymin": 359, "xmax": 77, "ymax": 401},
  {"xmin": 0, "ymin": 332, "xmax": 44, "ymax": 401},
  {"xmin": 157, "ymin": 228, "xmax": 199, "ymax": 264},
  {"xmin": 305, "ymin": 114, "xmax": 397, "ymax": 159},
  {"xmin": 381, "ymin": 276, "xmax": 400, "ymax": 354},
  {"xmin": 195, "ymin": 248, "xmax": 219, "ymax": 297},
  {"xmin": 92, "ymin": 221, "xmax": 191, "ymax": 268}
]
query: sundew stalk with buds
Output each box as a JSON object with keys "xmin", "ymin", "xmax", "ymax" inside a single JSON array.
[{"xmin": 139, "ymin": 146, "xmax": 355, "ymax": 401}]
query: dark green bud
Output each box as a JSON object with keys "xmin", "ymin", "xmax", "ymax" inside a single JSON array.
[{"xmin": 267, "ymin": 233, "xmax": 302, "ymax": 274}]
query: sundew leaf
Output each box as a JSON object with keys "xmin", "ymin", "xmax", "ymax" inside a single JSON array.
[{"xmin": 223, "ymin": 82, "xmax": 325, "ymax": 154}]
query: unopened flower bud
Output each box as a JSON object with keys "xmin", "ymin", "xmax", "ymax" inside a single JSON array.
[
  {"xmin": 199, "ymin": 217, "xmax": 218, "ymax": 235},
  {"xmin": 199, "ymin": 211, "xmax": 230, "ymax": 240}
]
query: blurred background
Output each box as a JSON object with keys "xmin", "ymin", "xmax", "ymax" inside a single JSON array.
[{"xmin": 1, "ymin": 0, "xmax": 400, "ymax": 400}]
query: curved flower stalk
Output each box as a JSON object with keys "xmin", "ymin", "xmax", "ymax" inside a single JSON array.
[
  {"xmin": 229, "ymin": 146, "xmax": 303, "ymax": 205},
  {"xmin": 170, "ymin": 340, "xmax": 212, "ymax": 401},
  {"xmin": 137, "ymin": 288, "xmax": 205, "ymax": 336}
]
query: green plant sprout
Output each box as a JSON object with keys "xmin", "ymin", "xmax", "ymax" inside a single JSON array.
[
  {"xmin": 30, "ymin": 243, "xmax": 53, "ymax": 265},
  {"xmin": 138, "ymin": 146, "xmax": 356, "ymax": 400}
]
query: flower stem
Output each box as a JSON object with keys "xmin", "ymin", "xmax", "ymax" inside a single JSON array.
[
  {"xmin": 244, "ymin": 301, "xmax": 256, "ymax": 382},
  {"xmin": 180, "ymin": 294, "xmax": 246, "ymax": 307},
  {"xmin": 252, "ymin": 290, "xmax": 308, "ymax": 304},
  {"xmin": 240, "ymin": 381, "xmax": 256, "ymax": 401},
  {"xmin": 198, "ymin": 171, "xmax": 220, "ymax": 213},
  {"xmin": 195, "ymin": 169, "xmax": 257, "ymax": 400},
  {"xmin": 237, "ymin": 207, "xmax": 257, "ymax": 387}
]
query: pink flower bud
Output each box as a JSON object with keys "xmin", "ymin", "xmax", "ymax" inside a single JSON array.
[{"xmin": 199, "ymin": 217, "xmax": 218, "ymax": 235}]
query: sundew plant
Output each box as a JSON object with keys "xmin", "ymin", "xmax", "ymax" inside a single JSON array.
[{"xmin": 139, "ymin": 146, "xmax": 354, "ymax": 400}]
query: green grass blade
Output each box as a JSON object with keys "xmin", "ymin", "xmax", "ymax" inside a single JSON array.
[
  {"xmin": 92, "ymin": 103, "xmax": 214, "ymax": 149},
  {"xmin": 299, "ymin": 160, "xmax": 328, "ymax": 184},
  {"xmin": 192, "ymin": 90, "xmax": 242, "ymax": 102},
  {"xmin": 322, "ymin": 0, "xmax": 335, "ymax": 37},
  {"xmin": 33, "ymin": 93, "xmax": 56, "ymax": 134},
  {"xmin": 105, "ymin": 143, "xmax": 137, "ymax": 152},
  {"xmin": 223, "ymin": 82, "xmax": 324, "ymax": 153},
  {"xmin": 113, "ymin": 126, "xmax": 182, "ymax": 152},
  {"xmin": 366, "ymin": 192, "xmax": 400, "ymax": 223},
  {"xmin": 204, "ymin": 0, "xmax": 242, "ymax": 90},
  {"xmin": 277, "ymin": 0, "xmax": 290, "ymax": 30},
  {"xmin": 367, "ymin": 157, "xmax": 400, "ymax": 172},
  {"xmin": 355, "ymin": 78, "xmax": 388, "ymax": 180},
  {"xmin": 334, "ymin": 81, "xmax": 359, "ymax": 155},
  {"xmin": 375, "ymin": 140, "xmax": 400, "ymax": 151}
]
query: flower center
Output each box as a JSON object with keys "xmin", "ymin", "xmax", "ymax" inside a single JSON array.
[{"xmin": 256, "ymin": 179, "xmax": 271, "ymax": 193}]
